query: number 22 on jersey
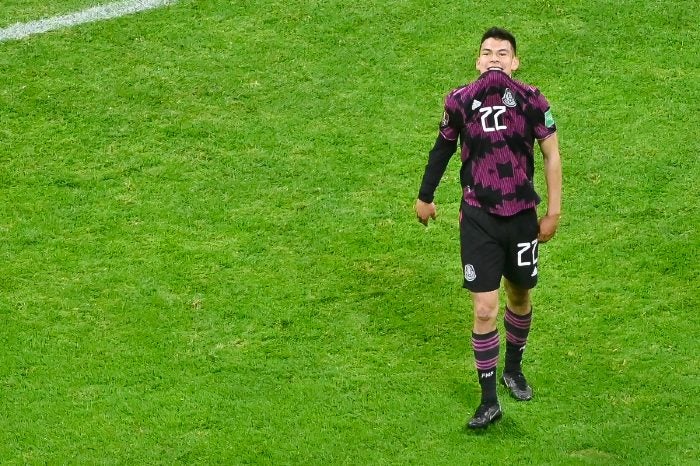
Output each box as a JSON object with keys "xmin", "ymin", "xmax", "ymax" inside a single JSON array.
[{"xmin": 479, "ymin": 105, "xmax": 507, "ymax": 132}]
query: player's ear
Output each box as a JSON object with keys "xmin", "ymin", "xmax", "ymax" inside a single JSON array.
[{"xmin": 512, "ymin": 56, "xmax": 520, "ymax": 71}]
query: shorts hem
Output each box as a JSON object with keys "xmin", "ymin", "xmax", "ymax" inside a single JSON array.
[{"xmin": 463, "ymin": 282, "xmax": 501, "ymax": 293}]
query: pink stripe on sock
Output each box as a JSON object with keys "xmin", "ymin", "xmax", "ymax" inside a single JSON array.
[
  {"xmin": 505, "ymin": 309, "xmax": 531, "ymax": 329},
  {"xmin": 472, "ymin": 334, "xmax": 499, "ymax": 350},
  {"xmin": 506, "ymin": 331, "xmax": 527, "ymax": 345},
  {"xmin": 475, "ymin": 356, "xmax": 499, "ymax": 370}
]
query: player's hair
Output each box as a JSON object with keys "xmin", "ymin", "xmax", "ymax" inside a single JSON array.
[{"xmin": 481, "ymin": 27, "xmax": 517, "ymax": 55}]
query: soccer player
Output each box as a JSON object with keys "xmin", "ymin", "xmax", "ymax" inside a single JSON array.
[{"xmin": 415, "ymin": 27, "xmax": 562, "ymax": 429}]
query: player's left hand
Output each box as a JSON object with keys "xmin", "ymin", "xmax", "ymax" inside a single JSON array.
[{"xmin": 538, "ymin": 214, "xmax": 560, "ymax": 243}]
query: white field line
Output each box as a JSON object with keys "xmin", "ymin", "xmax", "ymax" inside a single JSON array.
[{"xmin": 0, "ymin": 0, "xmax": 178, "ymax": 42}]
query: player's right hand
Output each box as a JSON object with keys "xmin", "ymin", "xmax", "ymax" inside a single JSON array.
[{"xmin": 415, "ymin": 199, "xmax": 437, "ymax": 226}]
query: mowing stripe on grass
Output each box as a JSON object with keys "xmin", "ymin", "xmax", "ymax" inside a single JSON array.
[{"xmin": 0, "ymin": 0, "xmax": 178, "ymax": 42}]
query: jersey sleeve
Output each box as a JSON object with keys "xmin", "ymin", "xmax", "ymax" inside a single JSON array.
[
  {"xmin": 439, "ymin": 91, "xmax": 461, "ymax": 141},
  {"xmin": 530, "ymin": 91, "xmax": 557, "ymax": 140},
  {"xmin": 416, "ymin": 90, "xmax": 461, "ymax": 203},
  {"xmin": 417, "ymin": 134, "xmax": 458, "ymax": 203}
]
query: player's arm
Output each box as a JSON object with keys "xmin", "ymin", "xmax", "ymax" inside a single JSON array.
[
  {"xmin": 537, "ymin": 133, "xmax": 562, "ymax": 242},
  {"xmin": 416, "ymin": 134, "xmax": 458, "ymax": 225}
]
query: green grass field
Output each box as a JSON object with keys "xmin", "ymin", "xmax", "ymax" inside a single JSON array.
[{"xmin": 1, "ymin": 0, "xmax": 698, "ymax": 463}]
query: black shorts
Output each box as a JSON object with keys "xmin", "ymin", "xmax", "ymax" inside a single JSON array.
[{"xmin": 460, "ymin": 203, "xmax": 539, "ymax": 292}]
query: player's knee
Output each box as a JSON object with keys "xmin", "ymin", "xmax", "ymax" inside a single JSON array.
[
  {"xmin": 474, "ymin": 305, "xmax": 498, "ymax": 324},
  {"xmin": 509, "ymin": 294, "xmax": 530, "ymax": 310},
  {"xmin": 505, "ymin": 282, "xmax": 531, "ymax": 311}
]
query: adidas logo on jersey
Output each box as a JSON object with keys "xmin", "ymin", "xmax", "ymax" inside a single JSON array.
[{"xmin": 471, "ymin": 99, "xmax": 482, "ymax": 110}]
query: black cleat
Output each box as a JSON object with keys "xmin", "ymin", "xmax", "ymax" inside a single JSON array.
[
  {"xmin": 467, "ymin": 402, "xmax": 502, "ymax": 429},
  {"xmin": 501, "ymin": 372, "xmax": 533, "ymax": 401}
]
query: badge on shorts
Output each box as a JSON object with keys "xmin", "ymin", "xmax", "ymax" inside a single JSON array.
[{"xmin": 465, "ymin": 264, "xmax": 477, "ymax": 282}]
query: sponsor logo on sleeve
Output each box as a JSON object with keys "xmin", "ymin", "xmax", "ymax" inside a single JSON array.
[
  {"xmin": 544, "ymin": 109, "xmax": 555, "ymax": 128},
  {"xmin": 440, "ymin": 111, "xmax": 449, "ymax": 127}
]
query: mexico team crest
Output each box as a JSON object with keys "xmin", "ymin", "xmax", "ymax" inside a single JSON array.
[
  {"xmin": 502, "ymin": 88, "xmax": 517, "ymax": 107},
  {"xmin": 465, "ymin": 264, "xmax": 476, "ymax": 282}
]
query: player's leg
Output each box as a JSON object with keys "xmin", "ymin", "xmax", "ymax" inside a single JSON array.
[
  {"xmin": 460, "ymin": 204, "xmax": 504, "ymax": 428},
  {"xmin": 502, "ymin": 279, "xmax": 533, "ymax": 399},
  {"xmin": 501, "ymin": 209, "xmax": 539, "ymax": 401},
  {"xmin": 470, "ymin": 289, "xmax": 500, "ymax": 405},
  {"xmin": 467, "ymin": 290, "xmax": 504, "ymax": 429},
  {"xmin": 504, "ymin": 276, "xmax": 532, "ymax": 314},
  {"xmin": 473, "ymin": 289, "xmax": 499, "ymax": 333}
]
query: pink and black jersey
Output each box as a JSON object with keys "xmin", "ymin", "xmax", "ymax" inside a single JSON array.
[{"xmin": 419, "ymin": 70, "xmax": 556, "ymax": 217}]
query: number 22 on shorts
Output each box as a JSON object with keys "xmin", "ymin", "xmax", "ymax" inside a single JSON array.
[{"xmin": 517, "ymin": 240, "xmax": 538, "ymax": 266}]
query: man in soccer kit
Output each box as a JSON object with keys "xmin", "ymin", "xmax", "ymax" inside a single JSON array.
[{"xmin": 415, "ymin": 27, "xmax": 562, "ymax": 429}]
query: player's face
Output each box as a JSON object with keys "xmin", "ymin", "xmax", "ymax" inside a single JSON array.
[{"xmin": 476, "ymin": 38, "xmax": 519, "ymax": 76}]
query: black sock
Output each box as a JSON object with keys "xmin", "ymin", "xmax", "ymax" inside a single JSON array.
[
  {"xmin": 472, "ymin": 330, "xmax": 499, "ymax": 404},
  {"xmin": 504, "ymin": 307, "xmax": 532, "ymax": 374}
]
